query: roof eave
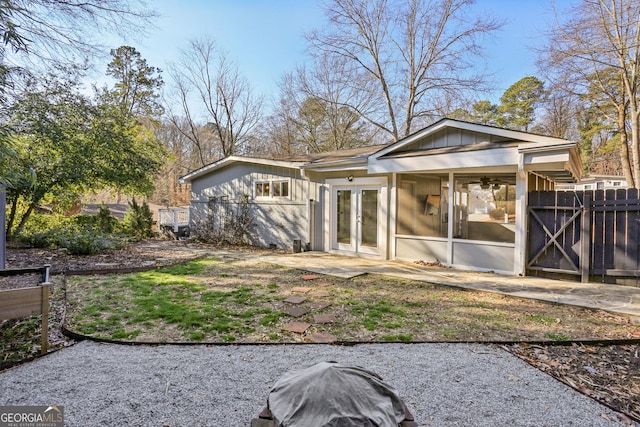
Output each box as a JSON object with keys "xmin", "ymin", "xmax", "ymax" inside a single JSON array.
[{"xmin": 179, "ymin": 156, "xmax": 306, "ymax": 183}]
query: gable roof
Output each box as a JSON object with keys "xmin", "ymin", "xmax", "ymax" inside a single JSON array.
[
  {"xmin": 180, "ymin": 118, "xmax": 582, "ymax": 184},
  {"xmin": 370, "ymin": 118, "xmax": 572, "ymax": 161},
  {"xmin": 179, "ymin": 156, "xmax": 306, "ymax": 183},
  {"xmin": 179, "ymin": 144, "xmax": 391, "ymax": 183}
]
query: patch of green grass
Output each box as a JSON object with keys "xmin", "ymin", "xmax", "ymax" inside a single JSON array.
[
  {"xmin": 524, "ymin": 314, "xmax": 556, "ymax": 324},
  {"xmin": 404, "ymin": 301, "xmax": 424, "ymax": 308},
  {"xmin": 384, "ymin": 321, "xmax": 403, "ymax": 329},
  {"xmin": 188, "ymin": 331, "xmax": 205, "ymax": 341},
  {"xmin": 111, "ymin": 329, "xmax": 141, "ymax": 340},
  {"xmin": 380, "ymin": 334, "xmax": 413, "ymax": 342},
  {"xmin": 259, "ymin": 311, "xmax": 285, "ymax": 326},
  {"xmin": 545, "ymin": 332, "xmax": 570, "ymax": 342}
]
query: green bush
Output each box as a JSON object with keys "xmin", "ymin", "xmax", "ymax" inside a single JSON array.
[
  {"xmin": 18, "ymin": 209, "xmax": 128, "ymax": 254},
  {"xmin": 56, "ymin": 229, "xmax": 123, "ymax": 255},
  {"xmin": 95, "ymin": 204, "xmax": 118, "ymax": 234},
  {"xmin": 123, "ymin": 198, "xmax": 155, "ymax": 240}
]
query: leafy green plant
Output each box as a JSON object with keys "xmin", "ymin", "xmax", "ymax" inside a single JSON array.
[
  {"xmin": 123, "ymin": 198, "xmax": 155, "ymax": 239},
  {"xmin": 95, "ymin": 204, "xmax": 118, "ymax": 233},
  {"xmin": 56, "ymin": 229, "xmax": 124, "ymax": 255},
  {"xmin": 18, "ymin": 210, "xmax": 128, "ymax": 254}
]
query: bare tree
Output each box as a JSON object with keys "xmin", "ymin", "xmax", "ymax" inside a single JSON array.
[
  {"xmin": 1, "ymin": 0, "xmax": 156, "ymax": 66},
  {"xmin": 164, "ymin": 71, "xmax": 221, "ymax": 167},
  {"xmin": 306, "ymin": 0, "xmax": 501, "ymax": 141},
  {"xmin": 539, "ymin": 0, "xmax": 640, "ymax": 188},
  {"xmin": 295, "ymin": 55, "xmax": 380, "ymax": 149},
  {"xmin": 533, "ymin": 89, "xmax": 578, "ymax": 140},
  {"xmin": 263, "ymin": 74, "xmax": 305, "ymax": 158},
  {"xmin": 170, "ymin": 37, "xmax": 263, "ymax": 158}
]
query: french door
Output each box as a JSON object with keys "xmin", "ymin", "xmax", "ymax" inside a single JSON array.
[{"xmin": 333, "ymin": 186, "xmax": 380, "ymax": 255}]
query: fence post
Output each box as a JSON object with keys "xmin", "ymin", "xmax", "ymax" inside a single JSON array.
[
  {"xmin": 173, "ymin": 209, "xmax": 179, "ymax": 233},
  {"xmin": 580, "ymin": 193, "xmax": 592, "ymax": 283},
  {"xmin": 40, "ymin": 284, "xmax": 49, "ymax": 354}
]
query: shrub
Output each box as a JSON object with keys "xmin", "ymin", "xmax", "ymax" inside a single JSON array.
[
  {"xmin": 18, "ymin": 209, "xmax": 128, "ymax": 254},
  {"xmin": 123, "ymin": 198, "xmax": 155, "ymax": 240},
  {"xmin": 95, "ymin": 204, "xmax": 118, "ymax": 234},
  {"xmin": 191, "ymin": 195, "xmax": 252, "ymax": 245},
  {"xmin": 56, "ymin": 229, "xmax": 125, "ymax": 255}
]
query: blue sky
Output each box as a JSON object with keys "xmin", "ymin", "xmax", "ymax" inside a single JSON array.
[{"xmin": 109, "ymin": 0, "xmax": 572, "ymax": 108}]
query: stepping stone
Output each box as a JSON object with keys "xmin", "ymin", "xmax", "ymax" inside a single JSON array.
[
  {"xmin": 291, "ymin": 286, "xmax": 312, "ymax": 293},
  {"xmin": 302, "ymin": 274, "xmax": 320, "ymax": 281},
  {"xmin": 310, "ymin": 290, "xmax": 330, "ymax": 297},
  {"xmin": 313, "ymin": 314, "xmax": 337, "ymax": 324},
  {"xmin": 307, "ymin": 333, "xmax": 338, "ymax": 344},
  {"xmin": 308, "ymin": 302, "xmax": 331, "ymax": 311},
  {"xmin": 316, "ymin": 282, "xmax": 332, "ymax": 287},
  {"xmin": 284, "ymin": 296, "xmax": 307, "ymax": 304},
  {"xmin": 282, "ymin": 322, "xmax": 311, "ymax": 334},
  {"xmin": 286, "ymin": 307, "xmax": 309, "ymax": 318}
]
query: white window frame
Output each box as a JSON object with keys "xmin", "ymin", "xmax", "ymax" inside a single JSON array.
[
  {"xmin": 254, "ymin": 179, "xmax": 290, "ymax": 199},
  {"xmin": 255, "ymin": 181, "xmax": 270, "ymax": 198},
  {"xmin": 272, "ymin": 180, "xmax": 290, "ymax": 198}
]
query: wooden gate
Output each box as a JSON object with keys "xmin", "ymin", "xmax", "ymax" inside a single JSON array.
[{"xmin": 527, "ymin": 189, "xmax": 640, "ymax": 283}]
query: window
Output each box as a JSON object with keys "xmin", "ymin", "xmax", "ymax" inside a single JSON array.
[
  {"xmin": 256, "ymin": 182, "xmax": 270, "ymax": 197},
  {"xmin": 396, "ymin": 174, "xmax": 447, "ymax": 237},
  {"xmin": 255, "ymin": 180, "xmax": 289, "ymax": 198},
  {"xmin": 273, "ymin": 181, "xmax": 289, "ymax": 197},
  {"xmin": 452, "ymin": 176, "xmax": 515, "ymax": 244}
]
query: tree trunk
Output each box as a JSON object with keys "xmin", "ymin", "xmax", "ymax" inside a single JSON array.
[
  {"xmin": 618, "ymin": 107, "xmax": 635, "ymax": 188},
  {"xmin": 631, "ymin": 111, "xmax": 640, "ymax": 188},
  {"xmin": 14, "ymin": 201, "xmax": 37, "ymax": 238},
  {"xmin": 5, "ymin": 196, "xmax": 19, "ymax": 239}
]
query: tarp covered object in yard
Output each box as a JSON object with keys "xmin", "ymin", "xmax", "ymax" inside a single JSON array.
[{"xmin": 251, "ymin": 361, "xmax": 418, "ymax": 427}]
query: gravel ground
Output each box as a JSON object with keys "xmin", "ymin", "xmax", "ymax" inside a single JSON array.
[{"xmin": 0, "ymin": 341, "xmax": 634, "ymax": 427}]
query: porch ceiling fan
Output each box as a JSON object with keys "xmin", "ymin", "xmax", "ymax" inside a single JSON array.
[{"xmin": 467, "ymin": 176, "xmax": 509, "ymax": 190}]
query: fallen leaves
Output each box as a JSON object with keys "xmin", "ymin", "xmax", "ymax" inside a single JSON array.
[{"xmin": 506, "ymin": 343, "xmax": 640, "ymax": 423}]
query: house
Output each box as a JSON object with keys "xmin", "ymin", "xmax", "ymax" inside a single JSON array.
[
  {"xmin": 180, "ymin": 118, "xmax": 582, "ymax": 275},
  {"xmin": 555, "ymin": 174, "xmax": 627, "ymax": 191}
]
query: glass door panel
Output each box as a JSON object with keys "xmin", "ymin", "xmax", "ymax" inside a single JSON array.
[
  {"xmin": 336, "ymin": 189, "xmax": 352, "ymax": 246},
  {"xmin": 360, "ymin": 189, "xmax": 378, "ymax": 248}
]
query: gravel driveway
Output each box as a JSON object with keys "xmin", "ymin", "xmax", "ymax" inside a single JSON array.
[{"xmin": 0, "ymin": 341, "xmax": 631, "ymax": 426}]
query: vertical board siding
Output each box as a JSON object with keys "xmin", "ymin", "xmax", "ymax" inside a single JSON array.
[{"xmin": 528, "ymin": 189, "xmax": 640, "ymax": 285}]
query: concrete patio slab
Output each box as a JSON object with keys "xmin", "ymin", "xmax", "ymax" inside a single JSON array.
[{"xmin": 260, "ymin": 252, "xmax": 640, "ymax": 318}]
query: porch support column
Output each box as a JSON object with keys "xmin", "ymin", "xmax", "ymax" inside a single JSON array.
[
  {"xmin": 389, "ymin": 173, "xmax": 397, "ymax": 260},
  {"xmin": 322, "ymin": 183, "xmax": 331, "ymax": 252},
  {"xmin": 446, "ymin": 172, "xmax": 455, "ymax": 266},
  {"xmin": 514, "ymin": 154, "xmax": 528, "ymax": 275}
]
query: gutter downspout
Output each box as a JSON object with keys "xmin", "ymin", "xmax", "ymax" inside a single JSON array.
[{"xmin": 300, "ymin": 168, "xmax": 313, "ymax": 250}]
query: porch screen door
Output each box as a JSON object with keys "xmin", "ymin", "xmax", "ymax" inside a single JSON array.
[{"xmin": 333, "ymin": 186, "xmax": 379, "ymax": 255}]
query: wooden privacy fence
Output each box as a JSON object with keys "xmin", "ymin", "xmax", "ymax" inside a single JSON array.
[
  {"xmin": 527, "ymin": 189, "xmax": 640, "ymax": 284},
  {"xmin": 0, "ymin": 266, "xmax": 52, "ymax": 354}
]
